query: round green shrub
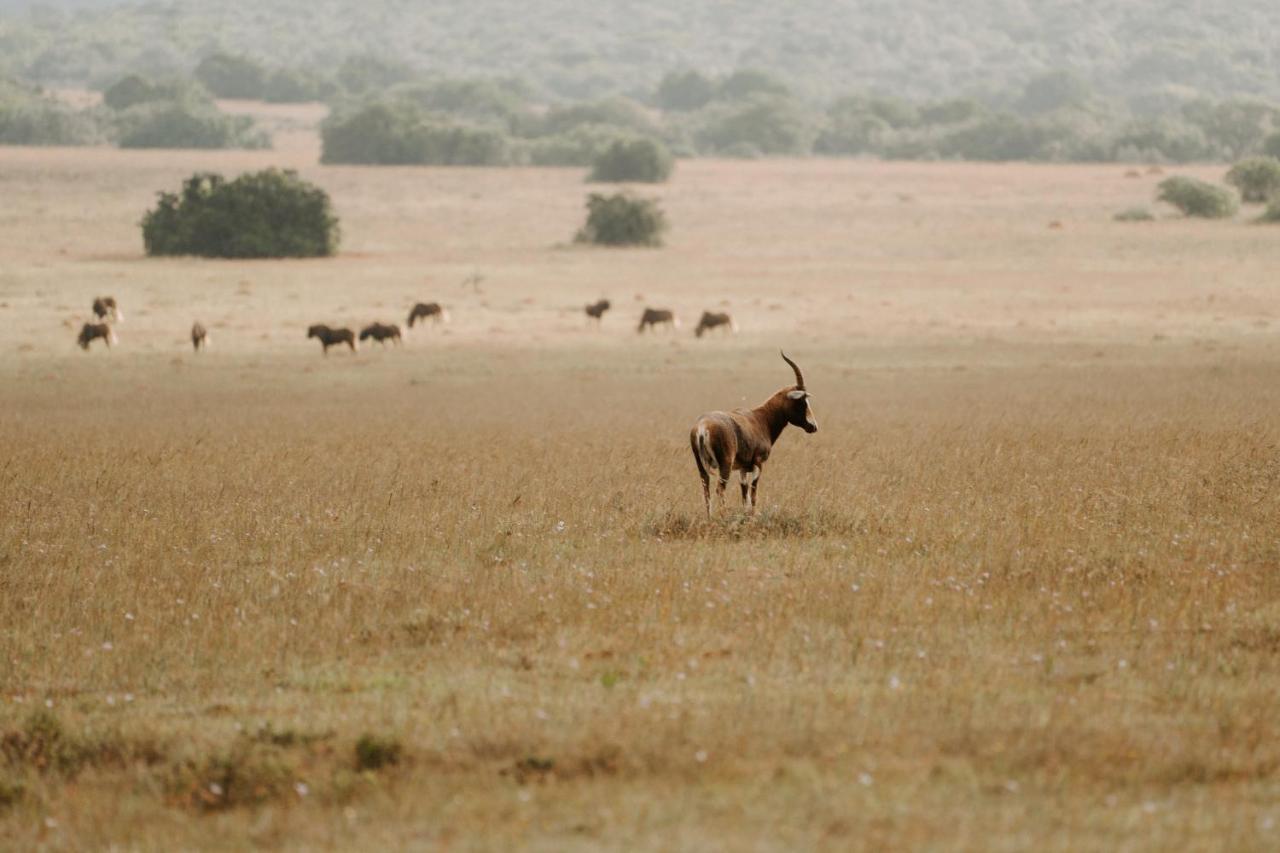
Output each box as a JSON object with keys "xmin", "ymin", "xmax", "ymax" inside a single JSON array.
[
  {"xmin": 1225, "ymin": 157, "xmax": 1280, "ymax": 203},
  {"xmin": 574, "ymin": 192, "xmax": 667, "ymax": 247},
  {"xmin": 588, "ymin": 137, "xmax": 674, "ymax": 183},
  {"xmin": 1155, "ymin": 176, "xmax": 1239, "ymax": 219},
  {"xmin": 141, "ymin": 169, "xmax": 339, "ymax": 258}
]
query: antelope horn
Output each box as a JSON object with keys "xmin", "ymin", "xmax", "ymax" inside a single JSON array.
[{"xmin": 780, "ymin": 350, "xmax": 805, "ymax": 390}]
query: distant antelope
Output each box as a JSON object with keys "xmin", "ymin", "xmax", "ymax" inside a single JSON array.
[
  {"xmin": 695, "ymin": 311, "xmax": 738, "ymax": 338},
  {"xmin": 637, "ymin": 308, "xmax": 679, "ymax": 333},
  {"xmin": 191, "ymin": 322, "xmax": 208, "ymax": 351},
  {"xmin": 359, "ymin": 322, "xmax": 402, "ymax": 346},
  {"xmin": 92, "ymin": 296, "xmax": 122, "ymax": 323},
  {"xmin": 407, "ymin": 302, "xmax": 449, "ymax": 328},
  {"xmin": 77, "ymin": 322, "xmax": 116, "ymax": 350},
  {"xmin": 690, "ymin": 351, "xmax": 817, "ymax": 518},
  {"xmin": 307, "ymin": 324, "xmax": 357, "ymax": 355},
  {"xmin": 585, "ymin": 299, "xmax": 611, "ymax": 323}
]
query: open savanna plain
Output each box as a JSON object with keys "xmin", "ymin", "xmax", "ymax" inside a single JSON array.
[{"xmin": 3, "ymin": 129, "xmax": 1280, "ymax": 850}]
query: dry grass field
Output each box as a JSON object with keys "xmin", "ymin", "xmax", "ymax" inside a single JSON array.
[{"xmin": 3, "ymin": 120, "xmax": 1280, "ymax": 850}]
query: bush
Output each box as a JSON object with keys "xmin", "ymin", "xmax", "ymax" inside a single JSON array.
[
  {"xmin": 102, "ymin": 74, "xmax": 155, "ymax": 110},
  {"xmin": 1265, "ymin": 132, "xmax": 1280, "ymax": 159},
  {"xmin": 1225, "ymin": 157, "xmax": 1280, "ymax": 203},
  {"xmin": 655, "ymin": 70, "xmax": 715, "ymax": 112},
  {"xmin": 320, "ymin": 103, "xmax": 509, "ymax": 165},
  {"xmin": 588, "ymin": 137, "xmax": 674, "ymax": 182},
  {"xmin": 115, "ymin": 102, "xmax": 270, "ymax": 149},
  {"xmin": 523, "ymin": 124, "xmax": 633, "ymax": 166},
  {"xmin": 718, "ymin": 69, "xmax": 789, "ymax": 101},
  {"xmin": 0, "ymin": 77, "xmax": 101, "ymax": 144},
  {"xmin": 1257, "ymin": 200, "xmax": 1280, "ymax": 223},
  {"xmin": 262, "ymin": 68, "xmax": 334, "ymax": 103},
  {"xmin": 695, "ymin": 95, "xmax": 814, "ymax": 155},
  {"xmin": 1156, "ymin": 176, "xmax": 1239, "ymax": 218},
  {"xmin": 141, "ymin": 169, "xmax": 339, "ymax": 258},
  {"xmin": 534, "ymin": 97, "xmax": 657, "ymax": 138},
  {"xmin": 1114, "ymin": 207, "xmax": 1156, "ymax": 222},
  {"xmin": 336, "ymin": 54, "xmax": 417, "ymax": 96},
  {"xmin": 391, "ymin": 77, "xmax": 529, "ymax": 124},
  {"xmin": 194, "ymin": 53, "xmax": 266, "ymax": 99},
  {"xmin": 574, "ymin": 192, "xmax": 667, "ymax": 247}
]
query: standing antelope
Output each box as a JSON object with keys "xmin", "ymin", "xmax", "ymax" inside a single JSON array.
[
  {"xmin": 585, "ymin": 299, "xmax": 611, "ymax": 324},
  {"xmin": 690, "ymin": 351, "xmax": 817, "ymax": 518},
  {"xmin": 407, "ymin": 302, "xmax": 449, "ymax": 328},
  {"xmin": 638, "ymin": 308, "xmax": 679, "ymax": 333},
  {"xmin": 77, "ymin": 322, "xmax": 116, "ymax": 350},
  {"xmin": 695, "ymin": 311, "xmax": 738, "ymax": 338},
  {"xmin": 307, "ymin": 324, "xmax": 357, "ymax": 355},
  {"xmin": 359, "ymin": 322, "xmax": 402, "ymax": 346},
  {"xmin": 92, "ymin": 296, "xmax": 122, "ymax": 323},
  {"xmin": 191, "ymin": 322, "xmax": 208, "ymax": 351}
]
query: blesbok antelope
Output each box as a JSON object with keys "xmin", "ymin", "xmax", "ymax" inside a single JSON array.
[
  {"xmin": 637, "ymin": 308, "xmax": 679, "ymax": 333},
  {"xmin": 407, "ymin": 302, "xmax": 449, "ymax": 328},
  {"xmin": 359, "ymin": 322, "xmax": 402, "ymax": 346},
  {"xmin": 191, "ymin": 322, "xmax": 208, "ymax": 351},
  {"xmin": 307, "ymin": 324, "xmax": 357, "ymax": 355},
  {"xmin": 77, "ymin": 322, "xmax": 116, "ymax": 350},
  {"xmin": 585, "ymin": 299, "xmax": 611, "ymax": 323},
  {"xmin": 92, "ymin": 296, "xmax": 122, "ymax": 323},
  {"xmin": 690, "ymin": 351, "xmax": 817, "ymax": 518},
  {"xmin": 695, "ymin": 311, "xmax": 738, "ymax": 338}
]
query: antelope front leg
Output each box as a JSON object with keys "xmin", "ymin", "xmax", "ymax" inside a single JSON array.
[{"xmin": 749, "ymin": 466, "xmax": 762, "ymax": 514}]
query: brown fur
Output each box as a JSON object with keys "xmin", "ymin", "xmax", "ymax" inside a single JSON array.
[
  {"xmin": 307, "ymin": 324, "xmax": 357, "ymax": 355},
  {"xmin": 695, "ymin": 311, "xmax": 737, "ymax": 338},
  {"xmin": 585, "ymin": 299, "xmax": 611, "ymax": 322},
  {"xmin": 191, "ymin": 322, "xmax": 208, "ymax": 351},
  {"xmin": 689, "ymin": 352, "xmax": 817, "ymax": 518},
  {"xmin": 407, "ymin": 302, "xmax": 448, "ymax": 328},
  {"xmin": 77, "ymin": 322, "xmax": 116, "ymax": 350},
  {"xmin": 92, "ymin": 296, "xmax": 121, "ymax": 322},
  {"xmin": 359, "ymin": 322, "xmax": 402, "ymax": 346},
  {"xmin": 637, "ymin": 308, "xmax": 678, "ymax": 333}
]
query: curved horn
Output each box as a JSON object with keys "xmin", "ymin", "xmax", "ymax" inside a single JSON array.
[{"xmin": 780, "ymin": 350, "xmax": 806, "ymax": 390}]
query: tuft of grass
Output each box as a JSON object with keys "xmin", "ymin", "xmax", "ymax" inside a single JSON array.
[
  {"xmin": 1113, "ymin": 206, "xmax": 1155, "ymax": 222},
  {"xmin": 354, "ymin": 734, "xmax": 403, "ymax": 771}
]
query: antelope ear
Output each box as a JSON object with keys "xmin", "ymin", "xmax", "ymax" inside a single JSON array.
[{"xmin": 787, "ymin": 389, "xmax": 806, "ymax": 400}]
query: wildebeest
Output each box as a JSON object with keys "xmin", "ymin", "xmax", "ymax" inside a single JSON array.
[
  {"xmin": 191, "ymin": 322, "xmax": 208, "ymax": 351},
  {"xmin": 307, "ymin": 324, "xmax": 357, "ymax": 355},
  {"xmin": 637, "ymin": 308, "xmax": 679, "ymax": 333},
  {"xmin": 359, "ymin": 322, "xmax": 402, "ymax": 346},
  {"xmin": 77, "ymin": 322, "xmax": 116, "ymax": 350},
  {"xmin": 689, "ymin": 351, "xmax": 817, "ymax": 518},
  {"xmin": 585, "ymin": 299, "xmax": 611, "ymax": 323},
  {"xmin": 92, "ymin": 296, "xmax": 122, "ymax": 323},
  {"xmin": 695, "ymin": 311, "xmax": 738, "ymax": 338},
  {"xmin": 407, "ymin": 302, "xmax": 449, "ymax": 328}
]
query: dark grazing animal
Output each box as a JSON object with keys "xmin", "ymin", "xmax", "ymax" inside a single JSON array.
[
  {"xmin": 307, "ymin": 324, "xmax": 357, "ymax": 355},
  {"xmin": 585, "ymin": 299, "xmax": 611, "ymax": 323},
  {"xmin": 407, "ymin": 302, "xmax": 449, "ymax": 328},
  {"xmin": 92, "ymin": 296, "xmax": 122, "ymax": 323},
  {"xmin": 359, "ymin": 322, "xmax": 402, "ymax": 346},
  {"xmin": 695, "ymin": 311, "xmax": 738, "ymax": 338},
  {"xmin": 689, "ymin": 351, "xmax": 817, "ymax": 518},
  {"xmin": 191, "ymin": 322, "xmax": 208, "ymax": 351},
  {"xmin": 637, "ymin": 308, "xmax": 679, "ymax": 333},
  {"xmin": 77, "ymin": 322, "xmax": 116, "ymax": 350}
]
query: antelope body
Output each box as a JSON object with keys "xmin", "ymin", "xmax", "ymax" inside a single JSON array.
[
  {"xmin": 585, "ymin": 299, "xmax": 611, "ymax": 323},
  {"xmin": 638, "ymin": 308, "xmax": 679, "ymax": 333},
  {"xmin": 407, "ymin": 302, "xmax": 449, "ymax": 328},
  {"xmin": 92, "ymin": 296, "xmax": 122, "ymax": 323},
  {"xmin": 77, "ymin": 322, "xmax": 116, "ymax": 350},
  {"xmin": 191, "ymin": 322, "xmax": 208, "ymax": 351},
  {"xmin": 307, "ymin": 324, "xmax": 357, "ymax": 354},
  {"xmin": 695, "ymin": 311, "xmax": 738, "ymax": 338},
  {"xmin": 359, "ymin": 322, "xmax": 402, "ymax": 346},
  {"xmin": 690, "ymin": 352, "xmax": 817, "ymax": 518}
]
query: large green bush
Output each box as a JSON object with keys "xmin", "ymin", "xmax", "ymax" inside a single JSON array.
[
  {"xmin": 141, "ymin": 169, "xmax": 339, "ymax": 258},
  {"xmin": 588, "ymin": 137, "xmax": 674, "ymax": 182},
  {"xmin": 115, "ymin": 102, "xmax": 270, "ymax": 149},
  {"xmin": 1156, "ymin": 176, "xmax": 1239, "ymax": 218},
  {"xmin": 194, "ymin": 53, "xmax": 266, "ymax": 99},
  {"xmin": 320, "ymin": 102, "xmax": 508, "ymax": 165},
  {"xmin": 1224, "ymin": 157, "xmax": 1280, "ymax": 203},
  {"xmin": 574, "ymin": 192, "xmax": 666, "ymax": 247}
]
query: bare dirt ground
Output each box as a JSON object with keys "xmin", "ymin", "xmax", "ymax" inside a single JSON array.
[{"xmin": 2, "ymin": 123, "xmax": 1280, "ymax": 849}]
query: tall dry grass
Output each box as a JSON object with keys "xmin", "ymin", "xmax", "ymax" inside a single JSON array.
[{"xmin": 3, "ymin": 350, "xmax": 1279, "ymax": 849}]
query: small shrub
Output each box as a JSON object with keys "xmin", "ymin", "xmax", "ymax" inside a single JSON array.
[
  {"xmin": 588, "ymin": 137, "xmax": 674, "ymax": 183},
  {"xmin": 1225, "ymin": 157, "xmax": 1280, "ymax": 203},
  {"xmin": 1257, "ymin": 200, "xmax": 1280, "ymax": 223},
  {"xmin": 141, "ymin": 169, "xmax": 340, "ymax": 258},
  {"xmin": 115, "ymin": 102, "xmax": 270, "ymax": 149},
  {"xmin": 1156, "ymin": 176, "xmax": 1239, "ymax": 219},
  {"xmin": 354, "ymin": 733, "xmax": 402, "ymax": 771},
  {"xmin": 574, "ymin": 192, "xmax": 667, "ymax": 247},
  {"xmin": 1114, "ymin": 207, "xmax": 1156, "ymax": 222},
  {"xmin": 194, "ymin": 53, "xmax": 266, "ymax": 99}
]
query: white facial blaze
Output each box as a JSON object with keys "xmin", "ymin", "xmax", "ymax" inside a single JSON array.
[{"xmin": 805, "ymin": 400, "xmax": 817, "ymax": 430}]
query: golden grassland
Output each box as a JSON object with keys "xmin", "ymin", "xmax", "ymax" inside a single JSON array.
[{"xmin": 3, "ymin": 132, "xmax": 1280, "ymax": 849}]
